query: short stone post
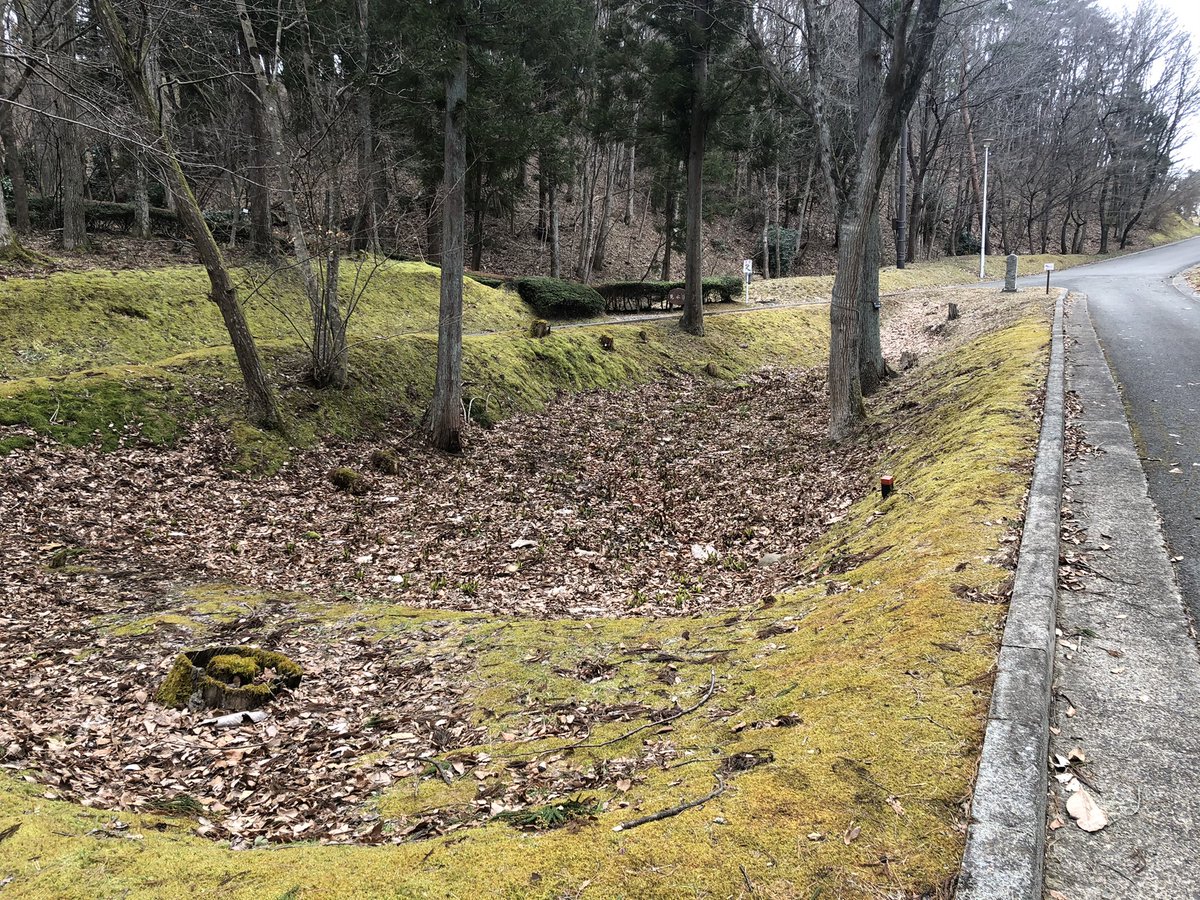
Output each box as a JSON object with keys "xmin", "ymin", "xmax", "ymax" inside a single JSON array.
[{"xmin": 1003, "ymin": 254, "xmax": 1019, "ymax": 293}]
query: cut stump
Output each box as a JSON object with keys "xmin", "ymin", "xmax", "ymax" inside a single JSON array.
[{"xmin": 157, "ymin": 646, "xmax": 303, "ymax": 711}]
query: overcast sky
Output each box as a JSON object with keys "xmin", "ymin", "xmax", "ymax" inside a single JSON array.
[{"xmin": 1097, "ymin": 0, "xmax": 1200, "ymax": 170}]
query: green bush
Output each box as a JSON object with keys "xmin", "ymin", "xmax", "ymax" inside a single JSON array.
[
  {"xmin": 594, "ymin": 276, "xmax": 743, "ymax": 312},
  {"xmin": 701, "ymin": 276, "xmax": 743, "ymax": 303},
  {"xmin": 594, "ymin": 281, "xmax": 669, "ymax": 312},
  {"xmin": 512, "ymin": 277, "xmax": 605, "ymax": 319}
]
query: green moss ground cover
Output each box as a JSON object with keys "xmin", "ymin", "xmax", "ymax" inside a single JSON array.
[{"xmin": 0, "ymin": 289, "xmax": 1052, "ymax": 897}]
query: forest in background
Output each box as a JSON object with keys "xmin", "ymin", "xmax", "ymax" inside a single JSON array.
[
  {"xmin": 1, "ymin": 0, "xmax": 1198, "ymax": 445},
  {"xmin": 1, "ymin": 0, "xmax": 1197, "ymax": 281}
]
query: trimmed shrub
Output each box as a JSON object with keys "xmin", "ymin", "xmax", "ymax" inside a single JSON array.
[
  {"xmin": 701, "ymin": 276, "xmax": 743, "ymax": 303},
  {"xmin": 594, "ymin": 276, "xmax": 744, "ymax": 313},
  {"xmin": 512, "ymin": 277, "xmax": 605, "ymax": 319}
]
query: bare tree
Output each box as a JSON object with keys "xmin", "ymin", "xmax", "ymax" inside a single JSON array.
[
  {"xmin": 95, "ymin": 0, "xmax": 282, "ymax": 429},
  {"xmin": 828, "ymin": 0, "xmax": 943, "ymax": 442}
]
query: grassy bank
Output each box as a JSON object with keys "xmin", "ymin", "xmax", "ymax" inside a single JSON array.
[
  {"xmin": 0, "ymin": 290, "xmax": 1052, "ymax": 898},
  {"xmin": 0, "ymin": 260, "xmax": 831, "ymax": 466}
]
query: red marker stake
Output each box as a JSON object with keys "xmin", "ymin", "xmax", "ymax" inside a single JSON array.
[{"xmin": 881, "ymin": 475, "xmax": 894, "ymax": 499}]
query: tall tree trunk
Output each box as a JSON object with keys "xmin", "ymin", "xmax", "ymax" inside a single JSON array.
[
  {"xmin": 591, "ymin": 148, "xmax": 617, "ymax": 273},
  {"xmin": 761, "ymin": 174, "xmax": 770, "ymax": 276},
  {"xmin": 133, "ymin": 155, "xmax": 151, "ymax": 238},
  {"xmin": 470, "ymin": 162, "xmax": 484, "ymax": 271},
  {"xmin": 800, "ymin": 0, "xmax": 842, "ymax": 231},
  {"xmin": 537, "ymin": 155, "xmax": 548, "ymax": 240},
  {"xmin": 96, "ymin": 0, "xmax": 281, "ymax": 429},
  {"xmin": 0, "ymin": 137, "xmax": 19, "ymax": 257},
  {"xmin": 679, "ymin": 0, "xmax": 709, "ymax": 337},
  {"xmin": 55, "ymin": 0, "xmax": 86, "ymax": 250},
  {"xmin": 792, "ymin": 159, "xmax": 813, "ymax": 274},
  {"xmin": 0, "ymin": 118, "xmax": 28, "ymax": 233},
  {"xmin": 427, "ymin": 17, "xmax": 468, "ymax": 453},
  {"xmin": 623, "ymin": 138, "xmax": 636, "ymax": 225},
  {"xmin": 353, "ymin": 0, "xmax": 381, "ymax": 253},
  {"xmin": 828, "ymin": 0, "xmax": 943, "ymax": 441},
  {"xmin": 575, "ymin": 144, "xmax": 596, "ymax": 282},
  {"xmin": 661, "ymin": 184, "xmax": 676, "ymax": 281},
  {"xmin": 856, "ymin": 0, "xmax": 886, "ymax": 396},
  {"xmin": 245, "ymin": 64, "xmax": 275, "ymax": 255},
  {"xmin": 548, "ymin": 179, "xmax": 561, "ymax": 278},
  {"xmin": 0, "ymin": 26, "xmax": 29, "ymax": 235},
  {"xmin": 773, "ymin": 160, "xmax": 782, "ymax": 278},
  {"xmin": 241, "ymin": 0, "xmax": 347, "ymax": 388}
]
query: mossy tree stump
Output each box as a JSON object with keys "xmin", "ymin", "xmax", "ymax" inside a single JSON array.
[{"xmin": 156, "ymin": 646, "xmax": 302, "ymax": 712}]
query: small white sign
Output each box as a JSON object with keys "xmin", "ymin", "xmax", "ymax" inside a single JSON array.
[
  {"xmin": 1044, "ymin": 263, "xmax": 1055, "ymax": 271},
  {"xmin": 743, "ymin": 259, "xmax": 753, "ymax": 275}
]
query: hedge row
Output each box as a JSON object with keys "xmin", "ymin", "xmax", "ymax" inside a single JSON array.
[
  {"xmin": 594, "ymin": 276, "xmax": 742, "ymax": 312},
  {"xmin": 512, "ymin": 276, "xmax": 606, "ymax": 319}
]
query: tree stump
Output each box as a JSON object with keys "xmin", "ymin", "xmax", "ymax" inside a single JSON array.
[
  {"xmin": 599, "ymin": 334, "xmax": 615, "ymax": 351},
  {"xmin": 947, "ymin": 302, "xmax": 959, "ymax": 321},
  {"xmin": 157, "ymin": 646, "xmax": 303, "ymax": 712},
  {"xmin": 530, "ymin": 319, "xmax": 551, "ymax": 338}
]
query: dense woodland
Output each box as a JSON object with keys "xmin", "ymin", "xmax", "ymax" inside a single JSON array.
[{"xmin": 0, "ymin": 0, "xmax": 1197, "ymax": 442}]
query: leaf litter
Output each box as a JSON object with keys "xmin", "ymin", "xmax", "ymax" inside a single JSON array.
[{"xmin": 0, "ymin": 366, "xmax": 880, "ymax": 847}]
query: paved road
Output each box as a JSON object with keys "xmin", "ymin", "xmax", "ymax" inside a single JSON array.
[{"xmin": 1052, "ymin": 239, "xmax": 1200, "ymax": 627}]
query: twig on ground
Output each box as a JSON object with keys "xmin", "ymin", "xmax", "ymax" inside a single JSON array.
[
  {"xmin": 493, "ymin": 669, "xmax": 718, "ymax": 760},
  {"xmin": 612, "ymin": 777, "xmax": 725, "ymax": 832}
]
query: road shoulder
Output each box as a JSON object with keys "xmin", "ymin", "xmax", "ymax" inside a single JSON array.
[
  {"xmin": 1044, "ymin": 293, "xmax": 1200, "ymax": 897},
  {"xmin": 957, "ymin": 290, "xmax": 1065, "ymax": 900}
]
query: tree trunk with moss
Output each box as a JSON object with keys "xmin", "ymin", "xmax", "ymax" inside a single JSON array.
[
  {"xmin": 0, "ymin": 95, "xmax": 29, "ymax": 233},
  {"xmin": 828, "ymin": 0, "xmax": 943, "ymax": 442},
  {"xmin": 679, "ymin": 0, "xmax": 709, "ymax": 337},
  {"xmin": 95, "ymin": 0, "xmax": 281, "ymax": 430},
  {"xmin": 133, "ymin": 155, "xmax": 151, "ymax": 238},
  {"xmin": 427, "ymin": 15, "xmax": 468, "ymax": 453},
  {"xmin": 856, "ymin": 0, "xmax": 886, "ymax": 395}
]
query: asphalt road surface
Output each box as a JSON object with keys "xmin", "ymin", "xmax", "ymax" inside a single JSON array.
[{"xmin": 1052, "ymin": 238, "xmax": 1200, "ymax": 627}]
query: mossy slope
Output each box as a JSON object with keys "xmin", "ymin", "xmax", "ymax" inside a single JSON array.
[
  {"xmin": 0, "ymin": 300, "xmax": 1052, "ymax": 898},
  {"xmin": 0, "ymin": 261, "xmax": 827, "ymax": 464},
  {"xmin": 0, "ymin": 261, "xmax": 525, "ymax": 381}
]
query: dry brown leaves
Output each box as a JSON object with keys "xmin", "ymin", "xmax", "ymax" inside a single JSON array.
[{"xmin": 0, "ymin": 366, "xmax": 881, "ymax": 846}]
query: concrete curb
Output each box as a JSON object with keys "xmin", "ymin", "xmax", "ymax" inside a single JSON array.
[{"xmin": 956, "ymin": 289, "xmax": 1067, "ymax": 899}]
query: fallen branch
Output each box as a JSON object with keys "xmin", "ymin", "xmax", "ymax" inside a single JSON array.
[
  {"xmin": 564, "ymin": 669, "xmax": 717, "ymax": 752},
  {"xmin": 612, "ymin": 777, "xmax": 725, "ymax": 832},
  {"xmin": 492, "ymin": 669, "xmax": 718, "ymax": 760}
]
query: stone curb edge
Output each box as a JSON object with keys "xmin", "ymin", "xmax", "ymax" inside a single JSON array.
[{"xmin": 955, "ymin": 288, "xmax": 1067, "ymax": 899}]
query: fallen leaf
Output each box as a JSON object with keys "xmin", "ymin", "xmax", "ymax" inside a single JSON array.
[{"xmin": 1066, "ymin": 788, "xmax": 1108, "ymax": 832}]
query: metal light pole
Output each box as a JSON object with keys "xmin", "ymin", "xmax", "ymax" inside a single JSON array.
[{"xmin": 979, "ymin": 139, "xmax": 992, "ymax": 280}]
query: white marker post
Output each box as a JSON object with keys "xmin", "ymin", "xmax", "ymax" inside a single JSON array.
[
  {"xmin": 743, "ymin": 259, "xmax": 753, "ymax": 304},
  {"xmin": 1044, "ymin": 262, "xmax": 1055, "ymax": 295}
]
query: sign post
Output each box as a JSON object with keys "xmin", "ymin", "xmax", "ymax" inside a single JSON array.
[
  {"xmin": 1044, "ymin": 262, "xmax": 1055, "ymax": 295},
  {"xmin": 743, "ymin": 259, "xmax": 753, "ymax": 304}
]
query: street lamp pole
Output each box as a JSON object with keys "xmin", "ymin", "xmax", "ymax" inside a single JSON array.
[{"xmin": 979, "ymin": 139, "xmax": 992, "ymax": 280}]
